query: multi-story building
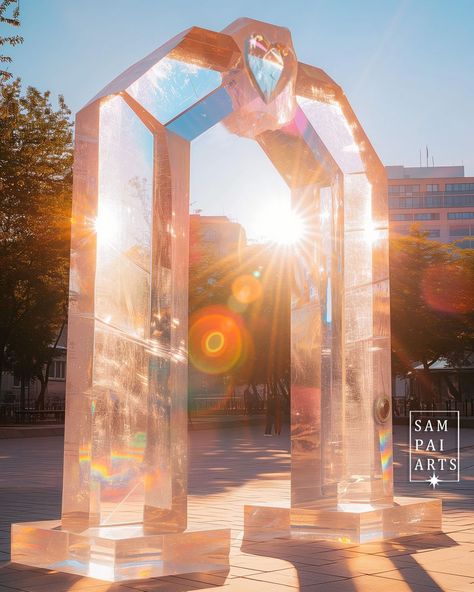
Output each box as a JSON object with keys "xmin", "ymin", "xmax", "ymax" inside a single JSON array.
[
  {"xmin": 387, "ymin": 165, "xmax": 474, "ymax": 247},
  {"xmin": 190, "ymin": 214, "xmax": 247, "ymax": 258},
  {"xmin": 388, "ymin": 165, "xmax": 474, "ymax": 410}
]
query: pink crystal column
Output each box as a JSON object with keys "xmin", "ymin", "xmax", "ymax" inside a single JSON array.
[{"xmin": 62, "ymin": 94, "xmax": 190, "ymax": 532}]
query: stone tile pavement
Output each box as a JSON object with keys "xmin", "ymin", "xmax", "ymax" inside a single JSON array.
[{"xmin": 0, "ymin": 424, "xmax": 473, "ymax": 591}]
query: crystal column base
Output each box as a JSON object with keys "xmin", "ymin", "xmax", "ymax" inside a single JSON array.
[
  {"xmin": 11, "ymin": 520, "xmax": 230, "ymax": 582},
  {"xmin": 244, "ymin": 496, "xmax": 442, "ymax": 544}
]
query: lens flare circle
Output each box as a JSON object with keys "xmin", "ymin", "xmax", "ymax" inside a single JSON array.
[
  {"xmin": 204, "ymin": 331, "xmax": 225, "ymax": 355},
  {"xmin": 189, "ymin": 306, "xmax": 248, "ymax": 375},
  {"xmin": 232, "ymin": 274, "xmax": 263, "ymax": 304},
  {"xmin": 422, "ymin": 263, "xmax": 474, "ymax": 314}
]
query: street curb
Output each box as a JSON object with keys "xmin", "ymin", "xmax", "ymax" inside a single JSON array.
[
  {"xmin": 189, "ymin": 416, "xmax": 266, "ymax": 431},
  {"xmin": 0, "ymin": 425, "xmax": 65, "ymax": 439},
  {"xmin": 0, "ymin": 416, "xmax": 267, "ymax": 439}
]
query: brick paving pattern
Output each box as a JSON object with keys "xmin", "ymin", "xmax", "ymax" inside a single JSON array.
[{"xmin": 0, "ymin": 424, "xmax": 473, "ymax": 591}]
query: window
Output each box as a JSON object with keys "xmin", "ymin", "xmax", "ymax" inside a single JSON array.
[
  {"xmin": 388, "ymin": 185, "xmax": 401, "ymax": 195},
  {"xmin": 48, "ymin": 361, "xmax": 66, "ymax": 380},
  {"xmin": 392, "ymin": 227, "xmax": 410, "ymax": 236},
  {"xmin": 390, "ymin": 213, "xmax": 413, "ymax": 221},
  {"xmin": 389, "ymin": 197, "xmax": 402, "ymax": 208},
  {"xmin": 446, "ymin": 183, "xmax": 474, "ymax": 192},
  {"xmin": 426, "ymin": 184, "xmax": 439, "ymax": 192},
  {"xmin": 448, "ymin": 212, "xmax": 474, "ymax": 220},
  {"xmin": 425, "ymin": 196, "xmax": 442, "ymax": 207},
  {"xmin": 445, "ymin": 195, "xmax": 474, "ymax": 207},
  {"xmin": 388, "ymin": 184, "xmax": 420, "ymax": 196},
  {"xmin": 426, "ymin": 229, "xmax": 440, "ymax": 238},
  {"xmin": 403, "ymin": 185, "xmax": 420, "ymax": 196},
  {"xmin": 449, "ymin": 226, "xmax": 470, "ymax": 237},
  {"xmin": 203, "ymin": 229, "xmax": 217, "ymax": 241},
  {"xmin": 414, "ymin": 213, "xmax": 440, "ymax": 221},
  {"xmin": 452, "ymin": 239, "xmax": 473, "ymax": 249}
]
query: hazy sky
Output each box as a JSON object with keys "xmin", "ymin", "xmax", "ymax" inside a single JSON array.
[{"xmin": 5, "ymin": 0, "xmax": 474, "ymax": 175}]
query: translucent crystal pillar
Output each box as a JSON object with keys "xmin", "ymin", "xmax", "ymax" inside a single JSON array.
[
  {"xmin": 244, "ymin": 55, "xmax": 441, "ymax": 542},
  {"xmin": 11, "ymin": 31, "xmax": 234, "ymax": 581}
]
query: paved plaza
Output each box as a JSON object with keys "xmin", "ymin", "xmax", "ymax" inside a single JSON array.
[{"xmin": 0, "ymin": 424, "xmax": 473, "ymax": 591}]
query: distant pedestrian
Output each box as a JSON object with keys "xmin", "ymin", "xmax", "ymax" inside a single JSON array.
[
  {"xmin": 274, "ymin": 393, "xmax": 282, "ymax": 435},
  {"xmin": 244, "ymin": 386, "xmax": 250, "ymax": 415},
  {"xmin": 265, "ymin": 393, "xmax": 275, "ymax": 436}
]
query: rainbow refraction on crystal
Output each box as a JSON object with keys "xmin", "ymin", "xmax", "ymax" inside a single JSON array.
[{"xmin": 379, "ymin": 427, "xmax": 393, "ymax": 491}]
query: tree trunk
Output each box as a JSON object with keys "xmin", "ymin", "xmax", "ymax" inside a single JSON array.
[
  {"xmin": 20, "ymin": 371, "xmax": 26, "ymax": 410},
  {"xmin": 443, "ymin": 373, "xmax": 462, "ymax": 402},
  {"xmin": 35, "ymin": 363, "xmax": 50, "ymax": 410},
  {"xmin": 35, "ymin": 320, "xmax": 66, "ymax": 411},
  {"xmin": 0, "ymin": 347, "xmax": 4, "ymax": 402},
  {"xmin": 421, "ymin": 361, "xmax": 436, "ymax": 407}
]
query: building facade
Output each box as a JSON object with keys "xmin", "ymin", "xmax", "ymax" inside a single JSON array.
[
  {"xmin": 0, "ymin": 326, "xmax": 67, "ymax": 408},
  {"xmin": 388, "ymin": 165, "xmax": 474, "ymax": 412},
  {"xmin": 387, "ymin": 165, "xmax": 474, "ymax": 247}
]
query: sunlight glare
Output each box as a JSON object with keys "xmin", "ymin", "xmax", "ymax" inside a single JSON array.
[
  {"xmin": 364, "ymin": 220, "xmax": 379, "ymax": 245},
  {"xmin": 257, "ymin": 204, "xmax": 305, "ymax": 245},
  {"xmin": 94, "ymin": 204, "xmax": 120, "ymax": 244}
]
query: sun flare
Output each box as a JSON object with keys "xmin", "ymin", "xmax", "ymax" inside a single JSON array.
[{"xmin": 257, "ymin": 204, "xmax": 306, "ymax": 245}]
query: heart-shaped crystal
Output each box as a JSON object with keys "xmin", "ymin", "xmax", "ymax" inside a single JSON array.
[{"xmin": 245, "ymin": 34, "xmax": 285, "ymax": 102}]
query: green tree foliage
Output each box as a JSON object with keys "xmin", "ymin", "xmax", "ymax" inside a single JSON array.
[
  {"xmin": 390, "ymin": 226, "xmax": 474, "ymax": 401},
  {"xmin": 0, "ymin": 0, "xmax": 23, "ymax": 81},
  {"xmin": 0, "ymin": 79, "xmax": 73, "ymax": 407}
]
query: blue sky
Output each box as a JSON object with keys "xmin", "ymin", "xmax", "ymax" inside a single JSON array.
[{"xmin": 5, "ymin": 0, "xmax": 474, "ymax": 174}]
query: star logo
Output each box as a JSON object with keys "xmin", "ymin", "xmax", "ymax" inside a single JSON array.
[{"xmin": 428, "ymin": 473, "xmax": 440, "ymax": 489}]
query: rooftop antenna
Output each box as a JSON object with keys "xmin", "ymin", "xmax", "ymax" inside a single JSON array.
[
  {"xmin": 432, "ymin": 155, "xmax": 434, "ymax": 167},
  {"xmin": 426, "ymin": 146, "xmax": 429, "ymax": 167},
  {"xmin": 419, "ymin": 149, "xmax": 422, "ymax": 167}
]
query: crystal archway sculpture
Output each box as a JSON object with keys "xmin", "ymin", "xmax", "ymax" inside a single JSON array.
[{"xmin": 12, "ymin": 17, "xmax": 441, "ymax": 582}]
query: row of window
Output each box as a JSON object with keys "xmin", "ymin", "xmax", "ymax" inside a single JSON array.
[
  {"xmin": 389, "ymin": 183, "xmax": 474, "ymax": 194},
  {"xmin": 12, "ymin": 361, "xmax": 66, "ymax": 387},
  {"xmin": 447, "ymin": 212, "xmax": 474, "ymax": 219},
  {"xmin": 452, "ymin": 239, "xmax": 474, "ymax": 248},
  {"xmin": 391, "ymin": 226, "xmax": 473, "ymax": 238},
  {"xmin": 390, "ymin": 213, "xmax": 441, "ymax": 221},
  {"xmin": 389, "ymin": 195, "xmax": 474, "ymax": 208},
  {"xmin": 388, "ymin": 184, "xmax": 420, "ymax": 195},
  {"xmin": 394, "ymin": 227, "xmax": 440, "ymax": 238},
  {"xmin": 449, "ymin": 226, "xmax": 473, "ymax": 237},
  {"xmin": 446, "ymin": 183, "xmax": 474, "ymax": 192},
  {"xmin": 391, "ymin": 211, "xmax": 474, "ymax": 221}
]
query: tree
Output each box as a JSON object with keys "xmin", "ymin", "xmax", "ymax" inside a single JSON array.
[
  {"xmin": 390, "ymin": 226, "xmax": 474, "ymax": 403},
  {"xmin": 0, "ymin": 0, "xmax": 23, "ymax": 81},
  {"xmin": 188, "ymin": 221, "xmax": 291, "ymax": 408},
  {"xmin": 0, "ymin": 79, "xmax": 73, "ymax": 407}
]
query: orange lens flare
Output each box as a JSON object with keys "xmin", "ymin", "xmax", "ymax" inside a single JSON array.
[
  {"xmin": 189, "ymin": 306, "xmax": 251, "ymax": 375},
  {"xmin": 232, "ymin": 274, "xmax": 262, "ymax": 304},
  {"xmin": 422, "ymin": 263, "xmax": 474, "ymax": 314},
  {"xmin": 204, "ymin": 331, "xmax": 225, "ymax": 355}
]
